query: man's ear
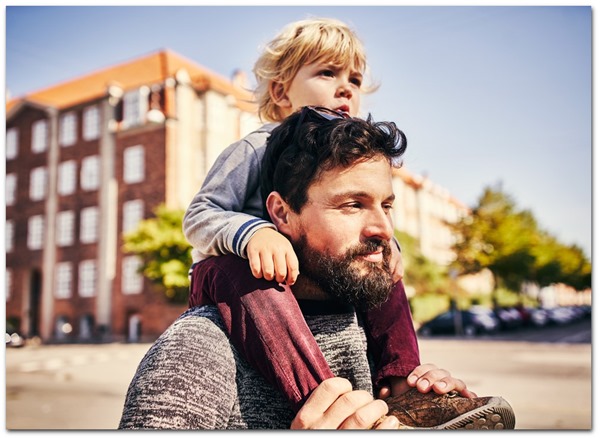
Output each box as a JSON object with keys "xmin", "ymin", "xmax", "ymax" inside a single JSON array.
[
  {"xmin": 265, "ymin": 191, "xmax": 293, "ymax": 235},
  {"xmin": 269, "ymin": 82, "xmax": 292, "ymax": 110}
]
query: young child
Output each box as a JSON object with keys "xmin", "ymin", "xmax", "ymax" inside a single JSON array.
[{"xmin": 184, "ymin": 17, "xmax": 427, "ymax": 412}]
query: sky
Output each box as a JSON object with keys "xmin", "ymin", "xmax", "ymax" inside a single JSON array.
[{"xmin": 2, "ymin": 3, "xmax": 593, "ymax": 258}]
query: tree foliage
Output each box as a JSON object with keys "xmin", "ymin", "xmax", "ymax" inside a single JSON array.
[
  {"xmin": 450, "ymin": 185, "xmax": 591, "ymax": 292},
  {"xmin": 122, "ymin": 204, "xmax": 192, "ymax": 304}
]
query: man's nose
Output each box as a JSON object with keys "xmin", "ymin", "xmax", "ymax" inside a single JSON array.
[{"xmin": 363, "ymin": 208, "xmax": 393, "ymax": 241}]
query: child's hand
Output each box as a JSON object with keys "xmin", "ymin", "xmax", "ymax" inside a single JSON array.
[
  {"xmin": 246, "ymin": 228, "xmax": 300, "ymax": 285},
  {"xmin": 378, "ymin": 364, "xmax": 477, "ymax": 399},
  {"xmin": 390, "ymin": 242, "xmax": 404, "ymax": 283}
]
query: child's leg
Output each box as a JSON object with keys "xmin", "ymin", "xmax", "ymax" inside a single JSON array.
[
  {"xmin": 363, "ymin": 280, "xmax": 421, "ymax": 389},
  {"xmin": 189, "ymin": 254, "xmax": 334, "ymax": 412}
]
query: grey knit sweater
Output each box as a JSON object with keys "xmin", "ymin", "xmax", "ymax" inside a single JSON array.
[{"xmin": 118, "ymin": 305, "xmax": 374, "ymax": 429}]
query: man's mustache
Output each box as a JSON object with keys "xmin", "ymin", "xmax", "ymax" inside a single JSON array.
[{"xmin": 346, "ymin": 239, "xmax": 391, "ymax": 259}]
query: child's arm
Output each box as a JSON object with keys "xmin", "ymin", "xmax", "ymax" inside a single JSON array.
[{"xmin": 183, "ymin": 127, "xmax": 276, "ymax": 262}]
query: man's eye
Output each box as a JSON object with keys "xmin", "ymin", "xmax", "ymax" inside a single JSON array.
[
  {"xmin": 383, "ymin": 204, "xmax": 393, "ymax": 212},
  {"xmin": 342, "ymin": 202, "xmax": 361, "ymax": 211}
]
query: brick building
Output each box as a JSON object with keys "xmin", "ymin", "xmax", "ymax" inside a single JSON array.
[
  {"xmin": 5, "ymin": 49, "xmax": 471, "ymax": 343},
  {"xmin": 5, "ymin": 50, "xmax": 261, "ymax": 342}
]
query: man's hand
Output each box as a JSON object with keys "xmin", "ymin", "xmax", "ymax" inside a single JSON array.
[
  {"xmin": 246, "ymin": 228, "xmax": 300, "ymax": 285},
  {"xmin": 390, "ymin": 241, "xmax": 404, "ymax": 283},
  {"xmin": 291, "ymin": 377, "xmax": 400, "ymax": 429},
  {"xmin": 377, "ymin": 364, "xmax": 477, "ymax": 399}
]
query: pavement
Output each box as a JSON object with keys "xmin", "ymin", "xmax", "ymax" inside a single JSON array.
[{"xmin": 4, "ymin": 320, "xmax": 592, "ymax": 430}]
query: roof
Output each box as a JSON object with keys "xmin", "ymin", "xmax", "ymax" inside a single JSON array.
[{"xmin": 6, "ymin": 49, "xmax": 256, "ymax": 115}]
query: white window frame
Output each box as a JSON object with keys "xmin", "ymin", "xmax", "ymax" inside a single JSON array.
[
  {"xmin": 78, "ymin": 260, "xmax": 97, "ymax": 297},
  {"xmin": 56, "ymin": 210, "xmax": 75, "ymax": 247},
  {"xmin": 122, "ymin": 87, "xmax": 149, "ymax": 129},
  {"xmin": 29, "ymin": 167, "xmax": 47, "ymax": 201},
  {"xmin": 122, "ymin": 199, "xmax": 144, "ymax": 234},
  {"xmin": 123, "ymin": 145, "xmax": 145, "ymax": 184},
  {"xmin": 6, "ymin": 127, "xmax": 18, "ymax": 159},
  {"xmin": 122, "ymin": 256, "xmax": 144, "ymax": 295},
  {"xmin": 6, "ymin": 220, "xmax": 14, "ymax": 253},
  {"xmin": 58, "ymin": 160, "xmax": 77, "ymax": 195},
  {"xmin": 6, "ymin": 173, "xmax": 17, "ymax": 206},
  {"xmin": 83, "ymin": 105, "xmax": 100, "ymax": 141},
  {"xmin": 27, "ymin": 215, "xmax": 44, "ymax": 250},
  {"xmin": 81, "ymin": 155, "xmax": 100, "ymax": 191},
  {"xmin": 31, "ymin": 119, "xmax": 48, "ymax": 153},
  {"xmin": 59, "ymin": 112, "xmax": 77, "ymax": 146},
  {"xmin": 55, "ymin": 262, "xmax": 73, "ymax": 299},
  {"xmin": 80, "ymin": 206, "xmax": 99, "ymax": 244}
]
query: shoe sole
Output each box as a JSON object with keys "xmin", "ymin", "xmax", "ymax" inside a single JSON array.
[
  {"xmin": 395, "ymin": 397, "xmax": 516, "ymax": 430},
  {"xmin": 436, "ymin": 397, "xmax": 515, "ymax": 430}
]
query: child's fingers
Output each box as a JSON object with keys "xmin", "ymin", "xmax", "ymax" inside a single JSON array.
[
  {"xmin": 260, "ymin": 252, "xmax": 275, "ymax": 281},
  {"xmin": 272, "ymin": 251, "xmax": 288, "ymax": 284},
  {"xmin": 286, "ymin": 252, "xmax": 300, "ymax": 285},
  {"xmin": 248, "ymin": 252, "xmax": 263, "ymax": 279}
]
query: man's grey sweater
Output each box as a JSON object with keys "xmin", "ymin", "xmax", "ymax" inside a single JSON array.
[{"xmin": 118, "ymin": 305, "xmax": 374, "ymax": 429}]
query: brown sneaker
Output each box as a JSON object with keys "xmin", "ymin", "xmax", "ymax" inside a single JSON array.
[{"xmin": 384, "ymin": 388, "xmax": 516, "ymax": 430}]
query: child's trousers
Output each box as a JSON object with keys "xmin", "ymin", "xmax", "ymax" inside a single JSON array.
[{"xmin": 189, "ymin": 254, "xmax": 420, "ymax": 413}]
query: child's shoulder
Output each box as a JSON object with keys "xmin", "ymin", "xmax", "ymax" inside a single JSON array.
[{"xmin": 240, "ymin": 122, "xmax": 279, "ymax": 149}]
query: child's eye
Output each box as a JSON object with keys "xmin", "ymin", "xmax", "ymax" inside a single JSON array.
[
  {"xmin": 350, "ymin": 76, "xmax": 362, "ymax": 87},
  {"xmin": 319, "ymin": 70, "xmax": 335, "ymax": 78}
]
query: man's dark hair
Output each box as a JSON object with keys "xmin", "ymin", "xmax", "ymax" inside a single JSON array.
[{"xmin": 260, "ymin": 107, "xmax": 407, "ymax": 217}]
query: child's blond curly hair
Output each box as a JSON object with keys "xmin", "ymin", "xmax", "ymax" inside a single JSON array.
[{"xmin": 253, "ymin": 17, "xmax": 375, "ymax": 122}]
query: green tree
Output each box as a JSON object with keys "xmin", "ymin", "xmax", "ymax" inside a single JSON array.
[
  {"xmin": 451, "ymin": 185, "xmax": 591, "ymax": 293},
  {"xmin": 122, "ymin": 204, "xmax": 192, "ymax": 304}
]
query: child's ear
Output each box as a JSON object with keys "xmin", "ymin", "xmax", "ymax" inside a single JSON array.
[
  {"xmin": 269, "ymin": 82, "xmax": 292, "ymax": 109},
  {"xmin": 265, "ymin": 192, "xmax": 293, "ymax": 235}
]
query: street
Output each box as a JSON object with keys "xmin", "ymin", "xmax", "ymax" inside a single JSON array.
[{"xmin": 5, "ymin": 319, "xmax": 592, "ymax": 430}]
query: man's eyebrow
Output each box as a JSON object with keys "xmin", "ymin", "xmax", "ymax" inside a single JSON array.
[{"xmin": 330, "ymin": 191, "xmax": 395, "ymax": 202}]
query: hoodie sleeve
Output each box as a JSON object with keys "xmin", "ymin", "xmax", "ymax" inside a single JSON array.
[{"xmin": 182, "ymin": 126, "xmax": 277, "ymax": 262}]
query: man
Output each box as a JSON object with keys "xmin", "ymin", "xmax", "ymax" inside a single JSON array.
[{"xmin": 119, "ymin": 107, "xmax": 514, "ymax": 430}]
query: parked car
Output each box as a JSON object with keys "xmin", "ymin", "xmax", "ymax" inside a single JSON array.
[
  {"xmin": 5, "ymin": 322, "xmax": 25, "ymax": 348},
  {"xmin": 417, "ymin": 308, "xmax": 500, "ymax": 337},
  {"xmin": 493, "ymin": 307, "xmax": 524, "ymax": 330}
]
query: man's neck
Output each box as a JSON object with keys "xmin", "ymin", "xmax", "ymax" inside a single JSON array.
[{"xmin": 291, "ymin": 275, "xmax": 330, "ymax": 301}]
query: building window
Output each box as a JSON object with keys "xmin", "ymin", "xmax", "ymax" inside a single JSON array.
[
  {"xmin": 6, "ymin": 220, "xmax": 14, "ymax": 253},
  {"xmin": 80, "ymin": 206, "xmax": 99, "ymax": 244},
  {"xmin": 123, "ymin": 145, "xmax": 145, "ymax": 184},
  {"xmin": 83, "ymin": 105, "xmax": 100, "ymax": 141},
  {"xmin": 59, "ymin": 112, "xmax": 77, "ymax": 146},
  {"xmin": 6, "ymin": 127, "xmax": 18, "ymax": 159},
  {"xmin": 78, "ymin": 260, "xmax": 97, "ymax": 297},
  {"xmin": 6, "ymin": 269, "xmax": 12, "ymax": 301},
  {"xmin": 56, "ymin": 211, "xmax": 75, "ymax": 247},
  {"xmin": 122, "ymin": 87, "xmax": 149, "ymax": 129},
  {"xmin": 122, "ymin": 256, "xmax": 144, "ymax": 295},
  {"xmin": 58, "ymin": 160, "xmax": 77, "ymax": 195},
  {"xmin": 55, "ymin": 262, "xmax": 73, "ymax": 299},
  {"xmin": 27, "ymin": 215, "xmax": 44, "ymax": 250},
  {"xmin": 123, "ymin": 199, "xmax": 144, "ymax": 234},
  {"xmin": 6, "ymin": 173, "xmax": 16, "ymax": 206},
  {"xmin": 31, "ymin": 119, "xmax": 48, "ymax": 153},
  {"xmin": 30, "ymin": 167, "xmax": 48, "ymax": 201},
  {"xmin": 81, "ymin": 155, "xmax": 100, "ymax": 191}
]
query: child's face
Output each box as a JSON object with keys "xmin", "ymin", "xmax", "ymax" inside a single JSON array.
[{"xmin": 277, "ymin": 61, "xmax": 362, "ymax": 118}]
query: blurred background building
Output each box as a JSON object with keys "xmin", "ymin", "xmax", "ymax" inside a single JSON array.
[{"xmin": 5, "ymin": 49, "xmax": 477, "ymax": 343}]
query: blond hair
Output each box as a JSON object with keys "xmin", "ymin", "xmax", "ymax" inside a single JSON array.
[{"xmin": 253, "ymin": 17, "xmax": 374, "ymax": 122}]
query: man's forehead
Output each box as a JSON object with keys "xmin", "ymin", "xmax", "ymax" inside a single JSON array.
[{"xmin": 308, "ymin": 158, "xmax": 393, "ymax": 197}]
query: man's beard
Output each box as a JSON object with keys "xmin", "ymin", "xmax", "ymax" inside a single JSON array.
[{"xmin": 294, "ymin": 235, "xmax": 394, "ymax": 311}]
